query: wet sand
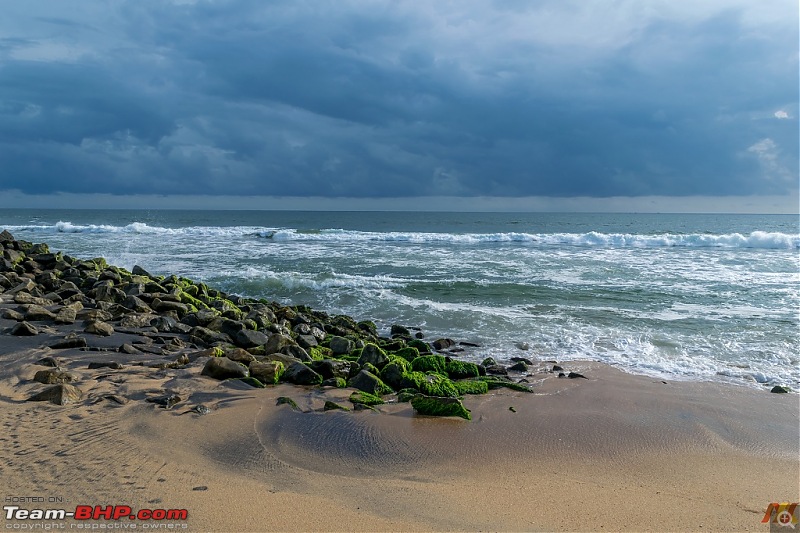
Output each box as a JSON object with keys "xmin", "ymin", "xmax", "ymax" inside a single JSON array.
[{"xmin": 1, "ymin": 329, "xmax": 797, "ymax": 532}]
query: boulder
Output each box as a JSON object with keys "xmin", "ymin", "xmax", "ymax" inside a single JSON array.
[
  {"xmin": 33, "ymin": 369, "xmax": 75, "ymax": 384},
  {"xmin": 348, "ymin": 369, "xmax": 392, "ymax": 396},
  {"xmin": 11, "ymin": 321, "xmax": 38, "ymax": 336},
  {"xmin": 234, "ymin": 329, "xmax": 270, "ymax": 349},
  {"xmin": 282, "ymin": 362, "xmax": 323, "ymax": 386},
  {"xmin": 411, "ymin": 354, "xmax": 447, "ymax": 374},
  {"xmin": 27, "ymin": 384, "xmax": 83, "ymax": 406},
  {"xmin": 356, "ymin": 343, "xmax": 389, "ymax": 369},
  {"xmin": 411, "ymin": 395, "xmax": 471, "ymax": 420},
  {"xmin": 49, "ymin": 337, "xmax": 87, "ymax": 349},
  {"xmin": 329, "ymin": 336, "xmax": 354, "ymax": 356},
  {"xmin": 248, "ymin": 361, "xmax": 284, "ymax": 385},
  {"xmin": 201, "ymin": 357, "xmax": 249, "ymax": 380},
  {"xmin": 84, "ymin": 321, "xmax": 114, "ymax": 336},
  {"xmin": 309, "ymin": 359, "xmax": 352, "ymax": 380}
]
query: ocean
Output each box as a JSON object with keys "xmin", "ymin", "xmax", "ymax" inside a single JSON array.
[{"xmin": 1, "ymin": 209, "xmax": 798, "ymax": 390}]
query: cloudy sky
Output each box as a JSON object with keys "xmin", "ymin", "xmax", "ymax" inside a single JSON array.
[{"xmin": 0, "ymin": 0, "xmax": 797, "ymax": 211}]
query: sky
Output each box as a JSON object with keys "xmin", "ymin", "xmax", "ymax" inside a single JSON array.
[{"xmin": 0, "ymin": 0, "xmax": 797, "ymax": 212}]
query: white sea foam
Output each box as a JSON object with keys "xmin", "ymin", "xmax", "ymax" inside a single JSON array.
[{"xmin": 6, "ymin": 221, "xmax": 799, "ymax": 249}]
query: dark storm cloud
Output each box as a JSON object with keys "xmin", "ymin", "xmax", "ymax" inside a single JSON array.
[{"xmin": 0, "ymin": 0, "xmax": 797, "ymax": 200}]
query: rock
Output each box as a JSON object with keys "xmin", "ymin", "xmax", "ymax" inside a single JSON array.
[
  {"xmin": 189, "ymin": 326, "xmax": 231, "ymax": 345},
  {"xmin": 432, "ymin": 338, "xmax": 456, "ymax": 350},
  {"xmin": 35, "ymin": 356, "xmax": 60, "ymax": 367},
  {"xmin": 27, "ymin": 384, "xmax": 83, "ymax": 405},
  {"xmin": 349, "ymin": 391, "xmax": 384, "ymax": 406},
  {"xmin": 511, "ymin": 356, "xmax": 534, "ymax": 365},
  {"xmin": 94, "ymin": 285, "xmax": 126, "ymax": 303},
  {"xmin": 225, "ymin": 348, "xmax": 256, "ymax": 364},
  {"xmin": 11, "ymin": 321, "xmax": 38, "ymax": 336},
  {"xmin": 146, "ymin": 394, "xmax": 182, "ymax": 408},
  {"xmin": 323, "ymin": 400, "xmax": 350, "ymax": 412},
  {"xmin": 84, "ymin": 320, "xmax": 114, "ymax": 336},
  {"xmin": 309, "ymin": 359, "xmax": 352, "ymax": 380},
  {"xmin": 264, "ymin": 333, "xmax": 296, "ymax": 354},
  {"xmin": 234, "ymin": 329, "xmax": 270, "ymax": 349},
  {"xmin": 118, "ymin": 313, "xmax": 156, "ymax": 328},
  {"xmin": 552, "ymin": 364, "xmax": 564, "ymax": 372},
  {"xmin": 282, "ymin": 362, "xmax": 323, "ymax": 386},
  {"xmin": 357, "ymin": 343, "xmax": 389, "ymax": 369},
  {"xmin": 280, "ymin": 345, "xmax": 311, "ymax": 362},
  {"xmin": 411, "ymin": 395, "xmax": 471, "ymax": 420},
  {"xmin": 509, "ymin": 361, "xmax": 528, "ymax": 372},
  {"xmin": 453, "ymin": 380, "xmax": 489, "ymax": 395},
  {"xmin": 191, "ymin": 405, "xmax": 211, "ymax": 415},
  {"xmin": 276, "ymin": 396, "xmax": 300, "ymax": 410},
  {"xmin": 400, "ymin": 371, "xmax": 459, "ymax": 398},
  {"xmin": 201, "ymin": 357, "xmax": 249, "ymax": 380},
  {"xmin": 54, "ymin": 307, "xmax": 77, "ymax": 324},
  {"xmin": 121, "ymin": 295, "xmax": 152, "ymax": 313},
  {"xmin": 445, "ymin": 360, "xmax": 481, "ymax": 379},
  {"xmin": 485, "ymin": 365, "xmax": 508, "ymax": 375},
  {"xmin": 33, "ymin": 369, "xmax": 75, "ymax": 384},
  {"xmin": 390, "ymin": 324, "xmax": 411, "ymax": 337},
  {"xmin": 49, "ymin": 337, "xmax": 87, "ymax": 349},
  {"xmin": 0, "ymin": 229, "xmax": 14, "ymax": 242},
  {"xmin": 411, "ymin": 354, "xmax": 447, "ymax": 374},
  {"xmin": 88, "ymin": 362, "xmax": 123, "ymax": 369},
  {"xmin": 481, "ymin": 357, "xmax": 497, "ymax": 367},
  {"xmin": 238, "ymin": 377, "xmax": 266, "ymax": 388},
  {"xmin": 2, "ymin": 309, "xmax": 24, "ymax": 321},
  {"xmin": 568, "ymin": 372, "xmax": 588, "ymax": 379},
  {"xmin": 296, "ymin": 334, "xmax": 318, "ymax": 349},
  {"xmin": 329, "ymin": 336, "xmax": 354, "ymax": 356},
  {"xmin": 348, "ymin": 369, "xmax": 392, "ymax": 395},
  {"xmin": 153, "ymin": 299, "xmax": 189, "ymax": 316},
  {"xmin": 514, "ymin": 342, "xmax": 530, "ymax": 351},
  {"xmin": 132, "ymin": 265, "xmax": 153, "ymax": 277},
  {"xmin": 321, "ymin": 377, "xmax": 347, "ymax": 388},
  {"xmin": 7, "ymin": 280, "xmax": 36, "ymax": 295},
  {"xmin": 770, "ymin": 385, "xmax": 791, "ymax": 393},
  {"xmin": 119, "ymin": 343, "xmax": 142, "ymax": 354},
  {"xmin": 248, "ymin": 361, "xmax": 284, "ymax": 385}
]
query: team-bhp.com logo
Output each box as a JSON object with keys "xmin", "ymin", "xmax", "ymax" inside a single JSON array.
[
  {"xmin": 4, "ymin": 504, "xmax": 188, "ymax": 523},
  {"xmin": 763, "ymin": 503, "xmax": 799, "ymax": 530}
]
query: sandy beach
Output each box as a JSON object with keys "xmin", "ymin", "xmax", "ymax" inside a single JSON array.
[{"xmin": 1, "ymin": 334, "xmax": 797, "ymax": 532}]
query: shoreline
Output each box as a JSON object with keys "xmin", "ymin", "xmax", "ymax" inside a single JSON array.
[{"xmin": 1, "ymin": 231, "xmax": 798, "ymax": 531}]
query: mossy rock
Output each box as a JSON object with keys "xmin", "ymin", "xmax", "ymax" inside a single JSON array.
[
  {"xmin": 411, "ymin": 395, "xmax": 471, "ymax": 420},
  {"xmin": 453, "ymin": 380, "xmax": 489, "ymax": 395},
  {"xmin": 411, "ymin": 354, "xmax": 447, "ymax": 374},
  {"xmin": 393, "ymin": 346, "xmax": 420, "ymax": 363},
  {"xmin": 445, "ymin": 360, "xmax": 480, "ymax": 380},
  {"xmin": 400, "ymin": 371, "xmax": 459, "ymax": 398},
  {"xmin": 239, "ymin": 377, "xmax": 266, "ymax": 388},
  {"xmin": 349, "ymin": 391, "xmax": 384, "ymax": 406},
  {"xmin": 407, "ymin": 339, "xmax": 430, "ymax": 354},
  {"xmin": 179, "ymin": 290, "xmax": 209, "ymax": 310},
  {"xmin": 348, "ymin": 369, "xmax": 394, "ymax": 396},
  {"xmin": 357, "ymin": 320, "xmax": 378, "ymax": 336},
  {"xmin": 321, "ymin": 377, "xmax": 347, "ymax": 388},
  {"xmin": 323, "ymin": 400, "xmax": 350, "ymax": 412},
  {"xmin": 276, "ymin": 396, "xmax": 300, "ymax": 410},
  {"xmin": 476, "ymin": 377, "xmax": 533, "ymax": 393},
  {"xmin": 380, "ymin": 358, "xmax": 412, "ymax": 390},
  {"xmin": 396, "ymin": 388, "xmax": 419, "ymax": 403},
  {"xmin": 357, "ymin": 343, "xmax": 389, "ymax": 368},
  {"xmin": 308, "ymin": 346, "xmax": 333, "ymax": 361}
]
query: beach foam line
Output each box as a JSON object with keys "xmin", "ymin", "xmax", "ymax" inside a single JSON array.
[{"xmin": 4, "ymin": 221, "xmax": 798, "ymax": 248}]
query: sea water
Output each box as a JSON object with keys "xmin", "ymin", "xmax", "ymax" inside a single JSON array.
[{"xmin": 2, "ymin": 209, "xmax": 797, "ymax": 390}]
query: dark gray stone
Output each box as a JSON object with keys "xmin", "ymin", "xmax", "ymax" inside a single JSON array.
[
  {"xmin": 282, "ymin": 362, "xmax": 323, "ymax": 386},
  {"xmin": 201, "ymin": 357, "xmax": 249, "ymax": 380}
]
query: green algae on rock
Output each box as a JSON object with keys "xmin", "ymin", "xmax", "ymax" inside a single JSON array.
[{"xmin": 411, "ymin": 395, "xmax": 471, "ymax": 420}]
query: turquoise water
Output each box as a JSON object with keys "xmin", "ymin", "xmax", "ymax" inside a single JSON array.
[{"xmin": 2, "ymin": 209, "xmax": 798, "ymax": 389}]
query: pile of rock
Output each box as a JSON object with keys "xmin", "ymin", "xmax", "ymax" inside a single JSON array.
[{"xmin": 0, "ymin": 230, "xmax": 534, "ymax": 419}]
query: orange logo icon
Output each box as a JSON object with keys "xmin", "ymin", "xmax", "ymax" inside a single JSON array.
[{"xmin": 763, "ymin": 503, "xmax": 799, "ymax": 529}]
